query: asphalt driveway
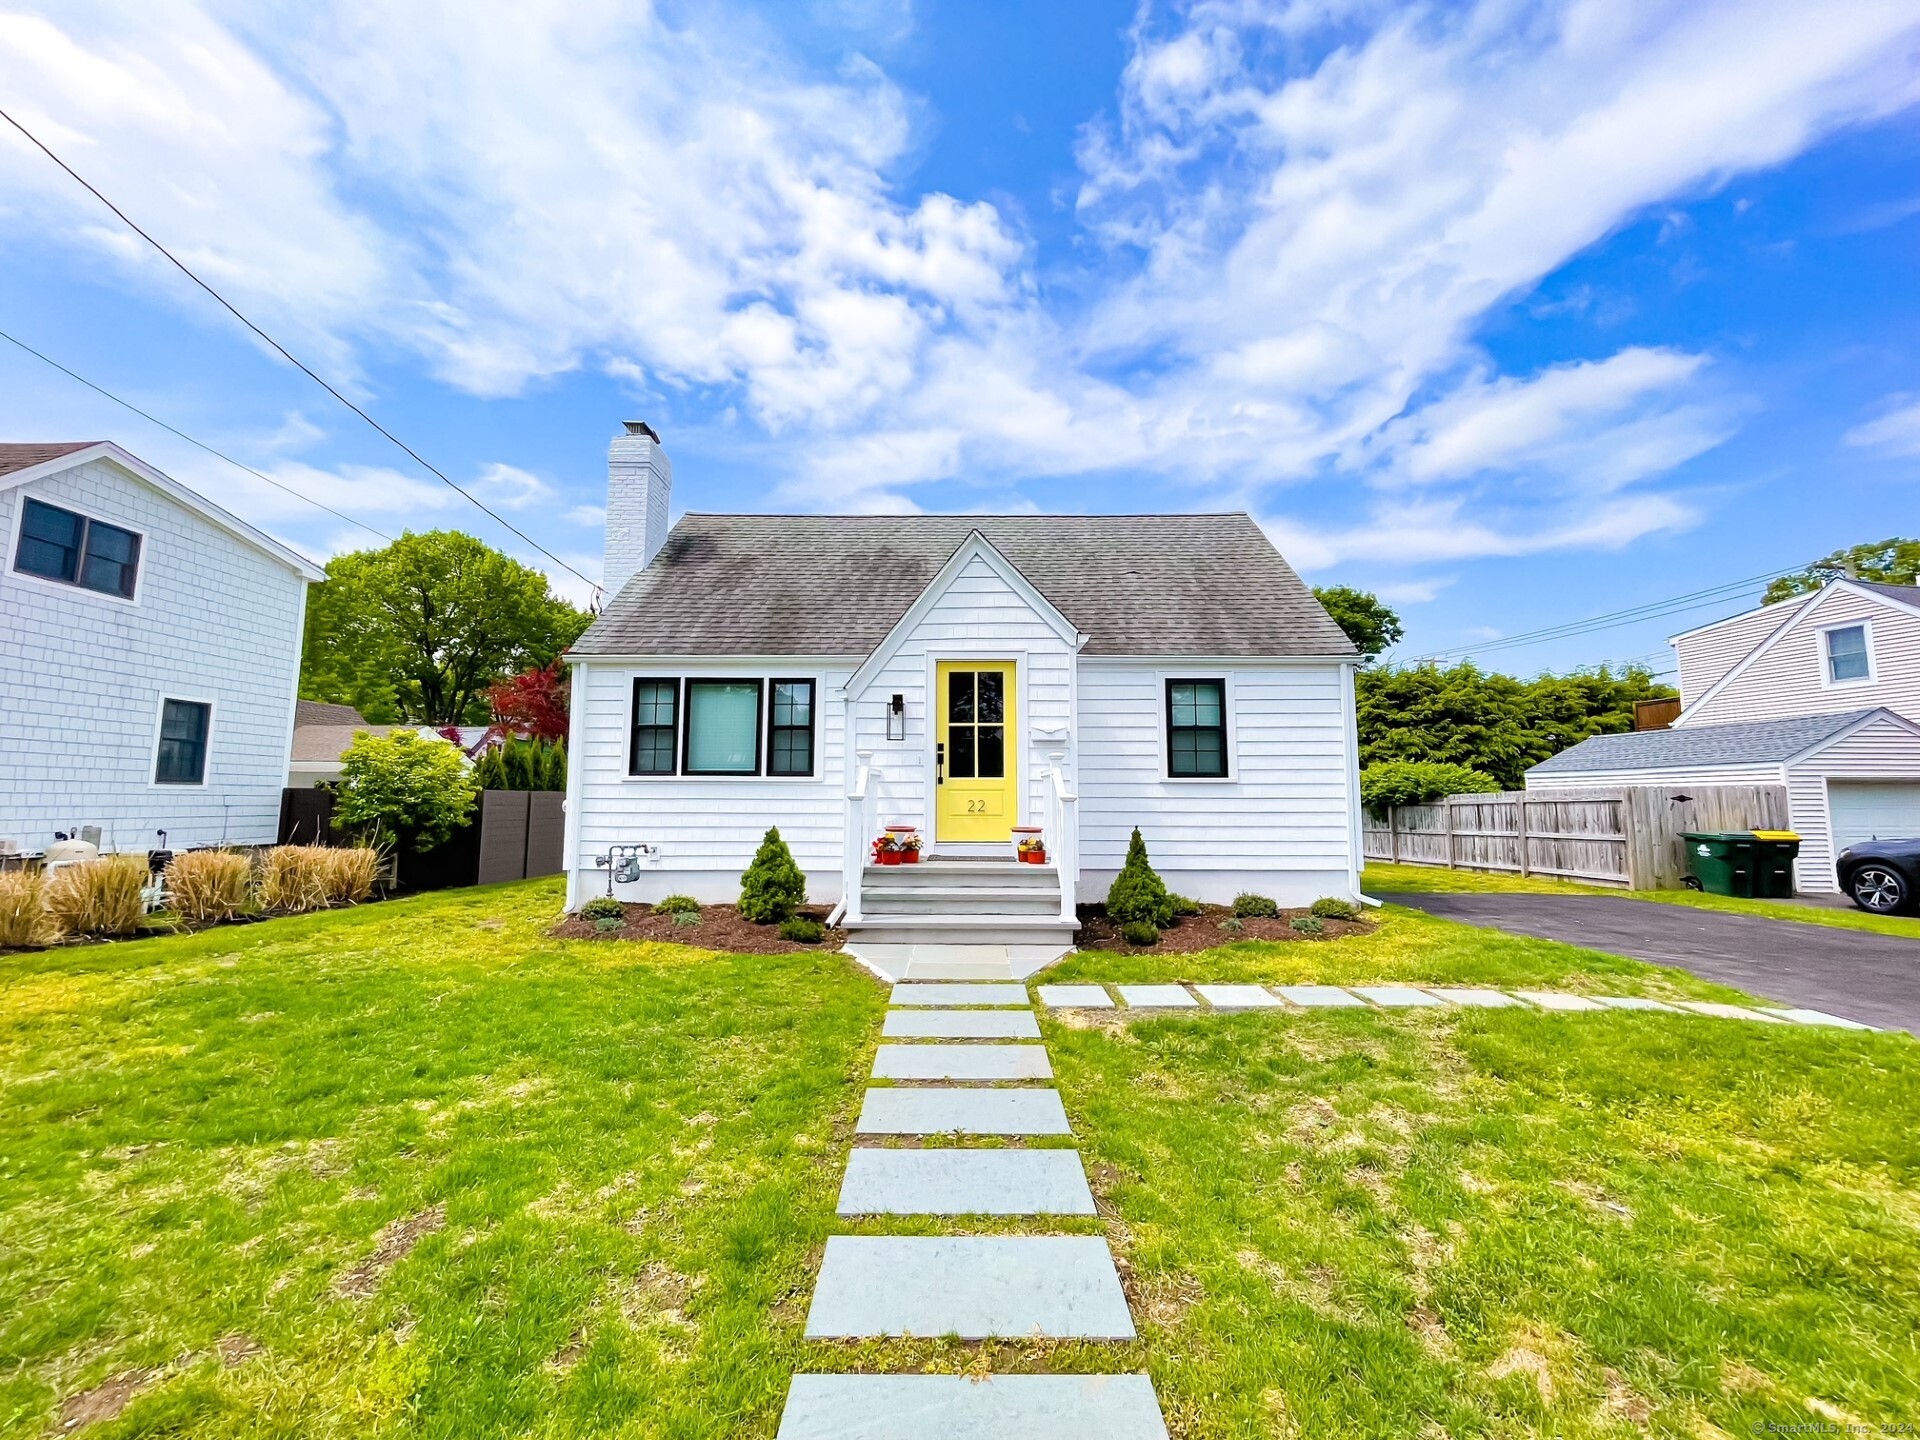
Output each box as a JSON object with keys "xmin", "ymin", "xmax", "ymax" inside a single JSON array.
[{"xmin": 1386, "ymin": 893, "xmax": 1920, "ymax": 1034}]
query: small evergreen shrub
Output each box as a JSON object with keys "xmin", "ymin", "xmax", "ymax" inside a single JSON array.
[
  {"xmin": 672, "ymin": 909, "xmax": 701, "ymax": 928},
  {"xmin": 1233, "ymin": 892, "xmax": 1279, "ymax": 919},
  {"xmin": 1120, "ymin": 920, "xmax": 1160, "ymax": 946},
  {"xmin": 740, "ymin": 827, "xmax": 806, "ymax": 923},
  {"xmin": 474, "ymin": 737, "xmax": 568, "ymax": 792},
  {"xmin": 779, "ymin": 916, "xmax": 825, "ymax": 943},
  {"xmin": 1310, "ymin": 896, "xmax": 1360, "ymax": 920},
  {"xmin": 655, "ymin": 894, "xmax": 700, "ymax": 914},
  {"xmin": 593, "ymin": 915, "xmax": 624, "ymax": 933},
  {"xmin": 1168, "ymin": 893, "xmax": 1202, "ymax": 917},
  {"xmin": 1217, "ymin": 916, "xmax": 1245, "ymax": 934},
  {"xmin": 579, "ymin": 895, "xmax": 625, "ymax": 921},
  {"xmin": 1290, "ymin": 914, "xmax": 1325, "ymax": 936},
  {"xmin": 1106, "ymin": 828, "xmax": 1174, "ymax": 927}
]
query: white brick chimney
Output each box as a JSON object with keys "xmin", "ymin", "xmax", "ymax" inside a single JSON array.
[{"xmin": 603, "ymin": 421, "xmax": 672, "ymax": 599}]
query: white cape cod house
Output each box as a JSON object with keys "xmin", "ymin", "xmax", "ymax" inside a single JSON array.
[{"xmin": 562, "ymin": 424, "xmax": 1364, "ymax": 946}]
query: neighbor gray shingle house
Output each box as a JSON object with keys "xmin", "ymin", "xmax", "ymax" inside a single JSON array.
[{"xmin": 562, "ymin": 423, "xmax": 1363, "ymax": 948}]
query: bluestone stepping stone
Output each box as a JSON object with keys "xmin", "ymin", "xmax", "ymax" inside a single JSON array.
[
  {"xmin": 883, "ymin": 1009, "xmax": 1042, "ymax": 1039},
  {"xmin": 1351, "ymin": 985, "xmax": 1442, "ymax": 1008},
  {"xmin": 1424, "ymin": 987, "xmax": 1520, "ymax": 1008},
  {"xmin": 1036, "ymin": 984, "xmax": 1114, "ymax": 1008},
  {"xmin": 1115, "ymin": 984, "xmax": 1198, "ymax": 1008},
  {"xmin": 1272, "ymin": 984, "xmax": 1366, "ymax": 1007},
  {"xmin": 837, "ymin": 1148, "xmax": 1095, "ymax": 1215},
  {"xmin": 1595, "ymin": 995, "xmax": 1680, "ymax": 1012},
  {"xmin": 776, "ymin": 1373, "xmax": 1168, "ymax": 1439},
  {"xmin": 1674, "ymin": 1000, "xmax": 1785, "ymax": 1023},
  {"xmin": 1514, "ymin": 990, "xmax": 1605, "ymax": 1012},
  {"xmin": 873, "ymin": 1044, "xmax": 1052, "ymax": 1081},
  {"xmin": 1762, "ymin": 1006, "xmax": 1873, "ymax": 1029},
  {"xmin": 1193, "ymin": 984, "xmax": 1283, "ymax": 1008},
  {"xmin": 804, "ymin": 1235, "xmax": 1135, "ymax": 1339},
  {"xmin": 856, "ymin": 1088, "xmax": 1071, "ymax": 1136},
  {"xmin": 889, "ymin": 983, "xmax": 1028, "ymax": 1008}
]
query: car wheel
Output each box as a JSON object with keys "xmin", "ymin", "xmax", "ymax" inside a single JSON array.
[{"xmin": 1848, "ymin": 865, "xmax": 1910, "ymax": 915}]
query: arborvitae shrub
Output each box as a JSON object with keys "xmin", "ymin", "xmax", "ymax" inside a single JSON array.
[
  {"xmin": 740, "ymin": 827, "xmax": 807, "ymax": 923},
  {"xmin": 1106, "ymin": 828, "xmax": 1173, "ymax": 927}
]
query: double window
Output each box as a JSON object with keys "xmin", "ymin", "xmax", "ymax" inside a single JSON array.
[
  {"xmin": 1166, "ymin": 678, "xmax": 1228, "ymax": 778},
  {"xmin": 155, "ymin": 699, "xmax": 211, "ymax": 785},
  {"xmin": 13, "ymin": 499, "xmax": 141, "ymax": 598},
  {"xmin": 629, "ymin": 677, "xmax": 815, "ymax": 777},
  {"xmin": 1824, "ymin": 624, "xmax": 1871, "ymax": 684}
]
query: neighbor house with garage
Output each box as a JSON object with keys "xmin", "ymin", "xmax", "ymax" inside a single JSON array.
[
  {"xmin": 1, "ymin": 441, "xmax": 323, "ymax": 858},
  {"xmin": 1527, "ymin": 578, "xmax": 1920, "ymax": 892},
  {"xmin": 560, "ymin": 424, "xmax": 1364, "ymax": 947}
]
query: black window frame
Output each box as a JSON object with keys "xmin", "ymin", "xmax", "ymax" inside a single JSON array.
[
  {"xmin": 767, "ymin": 678, "xmax": 817, "ymax": 777},
  {"xmin": 154, "ymin": 698, "xmax": 211, "ymax": 786},
  {"xmin": 628, "ymin": 677, "xmax": 681, "ymax": 776},
  {"xmin": 1165, "ymin": 677, "xmax": 1229, "ymax": 779},
  {"xmin": 13, "ymin": 498, "xmax": 142, "ymax": 599},
  {"xmin": 681, "ymin": 678, "xmax": 765, "ymax": 777}
]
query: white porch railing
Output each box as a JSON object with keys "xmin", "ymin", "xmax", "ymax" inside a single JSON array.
[
  {"xmin": 832, "ymin": 749, "xmax": 877, "ymax": 926},
  {"xmin": 1041, "ymin": 750, "xmax": 1078, "ymax": 923}
]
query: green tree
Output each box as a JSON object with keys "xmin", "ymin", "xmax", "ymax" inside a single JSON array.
[
  {"xmin": 1313, "ymin": 585, "xmax": 1404, "ymax": 662},
  {"xmin": 301, "ymin": 531, "xmax": 591, "ymax": 725},
  {"xmin": 1762, "ymin": 538, "xmax": 1920, "ymax": 603},
  {"xmin": 1106, "ymin": 827, "xmax": 1174, "ymax": 928},
  {"xmin": 1360, "ymin": 760, "xmax": 1501, "ymax": 813},
  {"xmin": 334, "ymin": 730, "xmax": 478, "ymax": 852},
  {"xmin": 739, "ymin": 828, "xmax": 807, "ymax": 923}
]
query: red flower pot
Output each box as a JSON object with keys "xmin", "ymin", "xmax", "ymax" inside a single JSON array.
[
  {"xmin": 1018, "ymin": 849, "xmax": 1047, "ymax": 865},
  {"xmin": 876, "ymin": 850, "xmax": 902, "ymax": 865},
  {"xmin": 900, "ymin": 850, "xmax": 920, "ymax": 863}
]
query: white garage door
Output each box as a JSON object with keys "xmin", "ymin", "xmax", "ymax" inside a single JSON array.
[{"xmin": 1829, "ymin": 781, "xmax": 1920, "ymax": 849}]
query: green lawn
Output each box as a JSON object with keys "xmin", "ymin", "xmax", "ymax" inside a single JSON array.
[
  {"xmin": 1363, "ymin": 858, "xmax": 1920, "ymax": 940},
  {"xmin": 5, "ymin": 881, "xmax": 1918, "ymax": 1437}
]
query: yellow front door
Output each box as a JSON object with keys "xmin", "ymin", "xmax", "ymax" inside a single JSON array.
[{"xmin": 935, "ymin": 661, "xmax": 1018, "ymax": 842}]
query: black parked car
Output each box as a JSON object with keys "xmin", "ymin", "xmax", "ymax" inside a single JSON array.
[{"xmin": 1836, "ymin": 837, "xmax": 1920, "ymax": 914}]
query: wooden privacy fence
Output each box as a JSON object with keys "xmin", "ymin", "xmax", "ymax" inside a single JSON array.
[
  {"xmin": 1363, "ymin": 785, "xmax": 1791, "ymax": 890},
  {"xmin": 278, "ymin": 788, "xmax": 564, "ymax": 888}
]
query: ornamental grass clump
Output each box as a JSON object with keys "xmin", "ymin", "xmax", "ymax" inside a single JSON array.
[
  {"xmin": 164, "ymin": 850, "xmax": 253, "ymax": 924},
  {"xmin": 257, "ymin": 846, "xmax": 334, "ymax": 913},
  {"xmin": 740, "ymin": 828, "xmax": 806, "ymax": 923},
  {"xmin": 43, "ymin": 855, "xmax": 148, "ymax": 938},
  {"xmin": 1106, "ymin": 828, "xmax": 1174, "ymax": 928},
  {"xmin": 324, "ymin": 847, "xmax": 380, "ymax": 904},
  {"xmin": 0, "ymin": 872, "xmax": 53, "ymax": 949}
]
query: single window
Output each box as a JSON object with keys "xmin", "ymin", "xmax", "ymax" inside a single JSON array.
[
  {"xmin": 944, "ymin": 670, "xmax": 1005, "ymax": 780},
  {"xmin": 1826, "ymin": 625, "xmax": 1869, "ymax": 683},
  {"xmin": 629, "ymin": 678, "xmax": 679, "ymax": 774},
  {"xmin": 768, "ymin": 679, "xmax": 815, "ymax": 776},
  {"xmin": 155, "ymin": 699, "xmax": 211, "ymax": 785},
  {"xmin": 13, "ymin": 499, "xmax": 140, "ymax": 597},
  {"xmin": 684, "ymin": 680, "xmax": 762, "ymax": 774},
  {"xmin": 1167, "ymin": 679, "xmax": 1228, "ymax": 778}
]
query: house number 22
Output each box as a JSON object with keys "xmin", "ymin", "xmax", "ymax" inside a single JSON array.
[{"xmin": 966, "ymin": 799, "xmax": 987, "ymax": 813}]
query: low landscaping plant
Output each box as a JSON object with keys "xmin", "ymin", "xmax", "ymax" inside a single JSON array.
[
  {"xmin": 42, "ymin": 855, "xmax": 148, "ymax": 938},
  {"xmin": 1168, "ymin": 892, "xmax": 1202, "ymax": 917},
  {"xmin": 256, "ymin": 846, "xmax": 334, "ymax": 913},
  {"xmin": 779, "ymin": 916, "xmax": 824, "ymax": 944},
  {"xmin": 323, "ymin": 846, "xmax": 380, "ymax": 904},
  {"xmin": 740, "ymin": 827, "xmax": 806, "ymax": 923},
  {"xmin": 1216, "ymin": 916, "xmax": 1245, "ymax": 933},
  {"xmin": 1107, "ymin": 827, "xmax": 1175, "ymax": 928},
  {"xmin": 1233, "ymin": 892, "xmax": 1279, "ymax": 919},
  {"xmin": 163, "ymin": 850, "xmax": 253, "ymax": 924},
  {"xmin": 1120, "ymin": 920, "xmax": 1160, "ymax": 946},
  {"xmin": 0, "ymin": 871, "xmax": 52, "ymax": 949},
  {"xmin": 1290, "ymin": 913, "xmax": 1326, "ymax": 935},
  {"xmin": 1310, "ymin": 896, "xmax": 1360, "ymax": 920},
  {"xmin": 579, "ymin": 895, "xmax": 625, "ymax": 921},
  {"xmin": 593, "ymin": 915, "xmax": 625, "ymax": 933},
  {"xmin": 1360, "ymin": 759, "xmax": 1501, "ymax": 812},
  {"xmin": 671, "ymin": 909, "xmax": 700, "ymax": 927},
  {"xmin": 655, "ymin": 894, "xmax": 700, "ymax": 915}
]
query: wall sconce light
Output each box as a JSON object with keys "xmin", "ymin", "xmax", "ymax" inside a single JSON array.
[{"xmin": 887, "ymin": 693, "xmax": 906, "ymax": 741}]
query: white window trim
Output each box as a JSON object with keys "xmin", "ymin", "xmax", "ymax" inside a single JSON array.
[
  {"xmin": 149, "ymin": 693, "xmax": 215, "ymax": 789},
  {"xmin": 5, "ymin": 490, "xmax": 147, "ymax": 607},
  {"xmin": 1818, "ymin": 618, "xmax": 1876, "ymax": 690},
  {"xmin": 1156, "ymin": 670, "xmax": 1239, "ymax": 783},
  {"xmin": 620, "ymin": 670, "xmax": 828, "ymax": 784}
]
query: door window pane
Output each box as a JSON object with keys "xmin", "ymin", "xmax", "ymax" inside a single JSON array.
[
  {"xmin": 155, "ymin": 699, "xmax": 210, "ymax": 784},
  {"xmin": 81, "ymin": 521, "xmax": 141, "ymax": 597},
  {"xmin": 977, "ymin": 671, "xmax": 1004, "ymax": 723},
  {"xmin": 629, "ymin": 679, "xmax": 678, "ymax": 774},
  {"xmin": 686, "ymin": 680, "xmax": 761, "ymax": 773},
  {"xmin": 1827, "ymin": 626, "xmax": 1869, "ymax": 682},
  {"xmin": 15, "ymin": 500, "xmax": 82, "ymax": 583},
  {"xmin": 948, "ymin": 672, "xmax": 974, "ymax": 723},
  {"xmin": 976, "ymin": 725, "xmax": 1004, "ymax": 778}
]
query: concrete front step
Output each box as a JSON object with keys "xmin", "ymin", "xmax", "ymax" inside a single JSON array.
[
  {"xmin": 863, "ymin": 885, "xmax": 1061, "ymax": 909},
  {"xmin": 804, "ymin": 1235, "xmax": 1136, "ymax": 1339},
  {"xmin": 845, "ymin": 915, "xmax": 1079, "ymax": 947},
  {"xmin": 865, "ymin": 860, "xmax": 1056, "ymax": 886},
  {"xmin": 776, "ymin": 1374, "xmax": 1169, "ymax": 1439}
]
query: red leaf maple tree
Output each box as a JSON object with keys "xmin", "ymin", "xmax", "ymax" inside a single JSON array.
[{"xmin": 485, "ymin": 662, "xmax": 570, "ymax": 744}]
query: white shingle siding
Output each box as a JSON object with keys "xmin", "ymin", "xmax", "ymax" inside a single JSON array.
[{"xmin": 0, "ymin": 458, "xmax": 307, "ymax": 852}]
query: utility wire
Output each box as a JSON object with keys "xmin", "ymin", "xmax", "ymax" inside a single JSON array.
[
  {"xmin": 0, "ymin": 325, "xmax": 392, "ymax": 543},
  {"xmin": 0, "ymin": 105, "xmax": 595, "ymax": 595}
]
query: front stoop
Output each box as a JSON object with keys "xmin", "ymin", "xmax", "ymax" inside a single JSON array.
[{"xmin": 844, "ymin": 859, "xmax": 1079, "ymax": 950}]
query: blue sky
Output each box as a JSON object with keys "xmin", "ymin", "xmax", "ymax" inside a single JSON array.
[{"xmin": 3, "ymin": 0, "xmax": 1918, "ymax": 676}]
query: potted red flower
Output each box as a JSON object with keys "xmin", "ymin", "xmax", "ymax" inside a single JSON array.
[
  {"xmin": 1013, "ymin": 827, "xmax": 1046, "ymax": 865},
  {"xmin": 873, "ymin": 827, "xmax": 922, "ymax": 865}
]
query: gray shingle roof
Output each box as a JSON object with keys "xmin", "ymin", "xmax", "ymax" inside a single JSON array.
[
  {"xmin": 0, "ymin": 441, "xmax": 97, "ymax": 478},
  {"xmin": 1854, "ymin": 580, "xmax": 1920, "ymax": 607},
  {"xmin": 573, "ymin": 513, "xmax": 1355, "ymax": 659},
  {"xmin": 1528, "ymin": 708, "xmax": 1885, "ymax": 775}
]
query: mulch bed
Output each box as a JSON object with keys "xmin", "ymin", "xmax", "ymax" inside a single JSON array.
[
  {"xmin": 1074, "ymin": 902, "xmax": 1371, "ymax": 953},
  {"xmin": 550, "ymin": 901, "xmax": 846, "ymax": 954}
]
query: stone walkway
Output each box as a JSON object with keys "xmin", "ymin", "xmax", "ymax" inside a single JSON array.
[{"xmin": 776, "ymin": 979, "xmax": 1168, "ymax": 1438}]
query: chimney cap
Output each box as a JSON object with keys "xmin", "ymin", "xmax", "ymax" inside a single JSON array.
[{"xmin": 621, "ymin": 420, "xmax": 662, "ymax": 443}]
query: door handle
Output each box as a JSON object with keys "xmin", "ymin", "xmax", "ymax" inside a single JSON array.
[{"xmin": 936, "ymin": 743, "xmax": 945, "ymax": 786}]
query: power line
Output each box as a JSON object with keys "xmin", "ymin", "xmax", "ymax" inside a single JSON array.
[
  {"xmin": 0, "ymin": 325, "xmax": 392, "ymax": 543},
  {"xmin": 0, "ymin": 105, "xmax": 596, "ymax": 596}
]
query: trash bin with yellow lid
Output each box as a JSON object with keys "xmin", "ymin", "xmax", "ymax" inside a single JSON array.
[{"xmin": 1748, "ymin": 830, "xmax": 1801, "ymax": 898}]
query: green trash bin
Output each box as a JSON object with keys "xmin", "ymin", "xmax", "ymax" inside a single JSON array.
[
  {"xmin": 1749, "ymin": 830, "xmax": 1801, "ymax": 898},
  {"xmin": 1681, "ymin": 832, "xmax": 1757, "ymax": 897}
]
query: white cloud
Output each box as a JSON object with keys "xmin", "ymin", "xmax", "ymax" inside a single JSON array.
[
  {"xmin": 1374, "ymin": 577, "xmax": 1451, "ymax": 606},
  {"xmin": 1845, "ymin": 396, "xmax": 1920, "ymax": 457}
]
